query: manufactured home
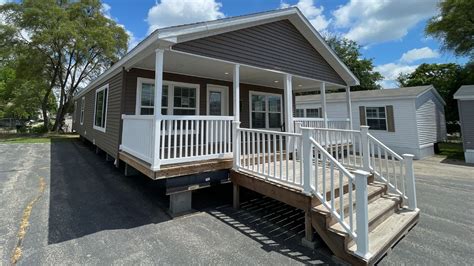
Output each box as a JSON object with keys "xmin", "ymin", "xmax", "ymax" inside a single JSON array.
[
  {"xmin": 296, "ymin": 85, "xmax": 447, "ymax": 159},
  {"xmin": 72, "ymin": 8, "xmax": 419, "ymax": 264},
  {"xmin": 454, "ymin": 85, "xmax": 474, "ymax": 163}
]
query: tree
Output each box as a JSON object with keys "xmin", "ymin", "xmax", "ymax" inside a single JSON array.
[
  {"xmin": 325, "ymin": 36, "xmax": 383, "ymax": 91},
  {"xmin": 426, "ymin": 0, "xmax": 474, "ymax": 59},
  {"xmin": 1, "ymin": 0, "xmax": 128, "ymax": 131},
  {"xmin": 397, "ymin": 63, "xmax": 464, "ymax": 124}
]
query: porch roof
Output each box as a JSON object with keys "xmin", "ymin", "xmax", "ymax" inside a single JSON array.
[{"xmin": 75, "ymin": 7, "xmax": 359, "ymax": 100}]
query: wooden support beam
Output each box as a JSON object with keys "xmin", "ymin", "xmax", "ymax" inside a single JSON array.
[{"xmin": 233, "ymin": 183, "xmax": 240, "ymax": 209}]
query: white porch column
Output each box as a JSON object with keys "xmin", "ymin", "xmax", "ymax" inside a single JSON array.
[
  {"xmin": 320, "ymin": 82, "xmax": 328, "ymax": 128},
  {"xmin": 345, "ymin": 86, "xmax": 353, "ymax": 129},
  {"xmin": 152, "ymin": 49, "xmax": 164, "ymax": 170},
  {"xmin": 233, "ymin": 64, "xmax": 240, "ymax": 121},
  {"xmin": 284, "ymin": 74, "xmax": 293, "ymax": 133}
]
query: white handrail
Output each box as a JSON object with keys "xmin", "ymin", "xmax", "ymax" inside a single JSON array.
[{"xmin": 367, "ymin": 133, "xmax": 403, "ymax": 161}]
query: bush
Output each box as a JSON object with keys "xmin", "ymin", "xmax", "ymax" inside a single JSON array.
[{"xmin": 30, "ymin": 125, "xmax": 49, "ymax": 134}]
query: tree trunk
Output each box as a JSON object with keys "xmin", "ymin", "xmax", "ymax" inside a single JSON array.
[{"xmin": 41, "ymin": 91, "xmax": 51, "ymax": 130}]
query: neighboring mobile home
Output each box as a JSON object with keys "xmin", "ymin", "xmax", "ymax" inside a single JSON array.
[
  {"xmin": 454, "ymin": 85, "xmax": 474, "ymax": 163},
  {"xmin": 296, "ymin": 85, "xmax": 447, "ymax": 159},
  {"xmin": 72, "ymin": 8, "xmax": 419, "ymax": 264}
]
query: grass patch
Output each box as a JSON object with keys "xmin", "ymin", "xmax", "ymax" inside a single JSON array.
[
  {"xmin": 0, "ymin": 133, "xmax": 79, "ymax": 144},
  {"xmin": 437, "ymin": 142, "xmax": 465, "ymax": 161}
]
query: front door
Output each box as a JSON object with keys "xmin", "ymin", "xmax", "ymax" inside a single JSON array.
[{"xmin": 207, "ymin": 85, "xmax": 228, "ymax": 116}]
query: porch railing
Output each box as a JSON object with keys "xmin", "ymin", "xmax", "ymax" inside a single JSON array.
[
  {"xmin": 120, "ymin": 115, "xmax": 234, "ymax": 165},
  {"xmin": 293, "ymin": 117, "xmax": 350, "ymax": 130},
  {"xmin": 232, "ymin": 123, "xmax": 371, "ymax": 256},
  {"xmin": 159, "ymin": 115, "xmax": 234, "ymax": 165}
]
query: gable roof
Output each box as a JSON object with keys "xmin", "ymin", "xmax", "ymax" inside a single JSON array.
[
  {"xmin": 296, "ymin": 85, "xmax": 446, "ymax": 105},
  {"xmin": 75, "ymin": 7, "xmax": 358, "ymax": 100},
  {"xmin": 454, "ymin": 85, "xmax": 474, "ymax": 100}
]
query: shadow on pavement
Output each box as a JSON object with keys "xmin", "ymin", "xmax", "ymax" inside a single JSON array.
[{"xmin": 47, "ymin": 139, "xmax": 171, "ymax": 244}]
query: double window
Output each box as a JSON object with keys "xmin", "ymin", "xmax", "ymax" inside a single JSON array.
[
  {"xmin": 93, "ymin": 85, "xmax": 108, "ymax": 132},
  {"xmin": 294, "ymin": 108, "xmax": 322, "ymax": 118},
  {"xmin": 250, "ymin": 92, "xmax": 282, "ymax": 129},
  {"xmin": 366, "ymin": 107, "xmax": 387, "ymax": 130},
  {"xmin": 136, "ymin": 78, "xmax": 198, "ymax": 115}
]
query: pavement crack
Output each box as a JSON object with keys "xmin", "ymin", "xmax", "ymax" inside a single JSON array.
[{"xmin": 10, "ymin": 176, "xmax": 46, "ymax": 265}]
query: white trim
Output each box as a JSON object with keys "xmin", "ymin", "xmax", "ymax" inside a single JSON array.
[
  {"xmin": 93, "ymin": 84, "xmax": 109, "ymax": 132},
  {"xmin": 206, "ymin": 84, "xmax": 229, "ymax": 115},
  {"xmin": 249, "ymin": 91, "xmax": 283, "ymax": 130},
  {"xmin": 135, "ymin": 78, "xmax": 200, "ymax": 116},
  {"xmin": 80, "ymin": 97, "xmax": 85, "ymax": 125}
]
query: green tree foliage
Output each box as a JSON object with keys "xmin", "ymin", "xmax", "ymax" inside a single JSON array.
[
  {"xmin": 426, "ymin": 0, "xmax": 474, "ymax": 59},
  {"xmin": 397, "ymin": 63, "xmax": 473, "ymax": 125},
  {"xmin": 325, "ymin": 36, "xmax": 383, "ymax": 91},
  {"xmin": 1, "ymin": 0, "xmax": 128, "ymax": 131}
]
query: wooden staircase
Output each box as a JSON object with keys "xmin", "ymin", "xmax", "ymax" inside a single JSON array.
[{"xmin": 311, "ymin": 177, "xmax": 419, "ymax": 265}]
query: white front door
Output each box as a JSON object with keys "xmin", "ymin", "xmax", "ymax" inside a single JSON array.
[{"xmin": 207, "ymin": 85, "xmax": 228, "ymax": 116}]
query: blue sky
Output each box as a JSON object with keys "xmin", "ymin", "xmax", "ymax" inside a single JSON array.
[{"xmin": 102, "ymin": 0, "xmax": 468, "ymax": 88}]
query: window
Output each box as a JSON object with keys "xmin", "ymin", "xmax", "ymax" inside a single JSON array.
[
  {"xmin": 136, "ymin": 79, "xmax": 198, "ymax": 115},
  {"xmin": 93, "ymin": 85, "xmax": 108, "ymax": 132},
  {"xmin": 295, "ymin": 109, "xmax": 305, "ymax": 118},
  {"xmin": 366, "ymin": 107, "xmax": 387, "ymax": 130},
  {"xmin": 250, "ymin": 92, "xmax": 282, "ymax": 129},
  {"xmin": 306, "ymin": 108, "xmax": 320, "ymax": 118},
  {"xmin": 80, "ymin": 97, "xmax": 85, "ymax": 125}
]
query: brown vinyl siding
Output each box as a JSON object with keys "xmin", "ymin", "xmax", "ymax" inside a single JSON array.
[
  {"xmin": 124, "ymin": 68, "xmax": 285, "ymax": 128},
  {"xmin": 173, "ymin": 20, "xmax": 345, "ymax": 85},
  {"xmin": 74, "ymin": 71, "xmax": 123, "ymax": 158}
]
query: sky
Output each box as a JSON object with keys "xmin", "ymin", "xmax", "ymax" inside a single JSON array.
[{"xmin": 101, "ymin": 0, "xmax": 468, "ymax": 88}]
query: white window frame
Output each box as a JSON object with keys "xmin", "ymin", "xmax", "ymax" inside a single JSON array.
[
  {"xmin": 93, "ymin": 84, "xmax": 109, "ymax": 132},
  {"xmin": 206, "ymin": 84, "xmax": 229, "ymax": 116},
  {"xmin": 365, "ymin": 106, "xmax": 387, "ymax": 131},
  {"xmin": 249, "ymin": 91, "xmax": 283, "ymax": 130},
  {"xmin": 306, "ymin": 108, "xmax": 321, "ymax": 118},
  {"xmin": 295, "ymin": 108, "xmax": 305, "ymax": 118},
  {"xmin": 80, "ymin": 97, "xmax": 85, "ymax": 125},
  {"xmin": 135, "ymin": 78, "xmax": 200, "ymax": 115}
]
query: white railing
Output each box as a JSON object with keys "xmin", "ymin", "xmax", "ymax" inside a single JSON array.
[
  {"xmin": 121, "ymin": 115, "xmax": 234, "ymax": 166},
  {"xmin": 121, "ymin": 115, "xmax": 154, "ymax": 163},
  {"xmin": 233, "ymin": 124, "xmax": 303, "ymax": 188},
  {"xmin": 232, "ymin": 122, "xmax": 371, "ymax": 257},
  {"xmin": 367, "ymin": 133, "xmax": 417, "ymax": 210},
  {"xmin": 293, "ymin": 117, "xmax": 350, "ymax": 130},
  {"xmin": 159, "ymin": 115, "xmax": 234, "ymax": 164},
  {"xmin": 301, "ymin": 126, "xmax": 364, "ymax": 169}
]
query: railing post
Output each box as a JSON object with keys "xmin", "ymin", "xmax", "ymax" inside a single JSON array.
[
  {"xmin": 295, "ymin": 122, "xmax": 302, "ymax": 160},
  {"xmin": 403, "ymin": 154, "xmax": 417, "ymax": 211},
  {"xmin": 151, "ymin": 48, "xmax": 164, "ymax": 171},
  {"xmin": 354, "ymin": 169, "xmax": 371, "ymax": 259},
  {"xmin": 232, "ymin": 121, "xmax": 241, "ymax": 169},
  {"xmin": 301, "ymin": 128, "xmax": 313, "ymax": 194},
  {"xmin": 360, "ymin": 126, "xmax": 370, "ymax": 172}
]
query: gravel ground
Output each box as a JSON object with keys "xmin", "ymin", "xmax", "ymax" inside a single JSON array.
[{"xmin": 0, "ymin": 140, "xmax": 473, "ymax": 265}]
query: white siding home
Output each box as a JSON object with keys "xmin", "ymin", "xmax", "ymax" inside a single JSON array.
[{"xmin": 296, "ymin": 85, "xmax": 447, "ymax": 159}]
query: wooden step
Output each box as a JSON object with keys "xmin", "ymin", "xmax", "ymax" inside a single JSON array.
[
  {"xmin": 312, "ymin": 181, "xmax": 386, "ymax": 217},
  {"xmin": 329, "ymin": 194, "xmax": 400, "ymax": 235},
  {"xmin": 348, "ymin": 208, "xmax": 420, "ymax": 264}
]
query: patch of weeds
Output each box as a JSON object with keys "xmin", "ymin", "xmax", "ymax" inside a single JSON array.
[
  {"xmin": 0, "ymin": 134, "xmax": 79, "ymax": 144},
  {"xmin": 437, "ymin": 142, "xmax": 464, "ymax": 161}
]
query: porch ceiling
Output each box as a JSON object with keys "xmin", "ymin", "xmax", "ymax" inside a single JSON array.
[{"xmin": 133, "ymin": 50, "xmax": 342, "ymax": 91}]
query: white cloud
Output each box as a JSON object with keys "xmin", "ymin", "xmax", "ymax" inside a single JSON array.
[
  {"xmin": 147, "ymin": 0, "xmax": 225, "ymax": 34},
  {"xmin": 101, "ymin": 3, "xmax": 139, "ymax": 51},
  {"xmin": 332, "ymin": 0, "xmax": 439, "ymax": 45},
  {"xmin": 400, "ymin": 47, "xmax": 439, "ymax": 63},
  {"xmin": 375, "ymin": 63, "xmax": 418, "ymax": 88},
  {"xmin": 280, "ymin": 0, "xmax": 330, "ymax": 32}
]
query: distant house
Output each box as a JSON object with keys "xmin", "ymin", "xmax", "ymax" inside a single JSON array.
[
  {"xmin": 296, "ymin": 85, "xmax": 447, "ymax": 159},
  {"xmin": 454, "ymin": 85, "xmax": 474, "ymax": 163}
]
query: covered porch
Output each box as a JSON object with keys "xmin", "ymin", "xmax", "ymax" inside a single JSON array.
[{"xmin": 119, "ymin": 48, "xmax": 353, "ymax": 171}]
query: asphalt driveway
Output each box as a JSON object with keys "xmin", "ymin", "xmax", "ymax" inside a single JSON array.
[{"xmin": 0, "ymin": 139, "xmax": 473, "ymax": 265}]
